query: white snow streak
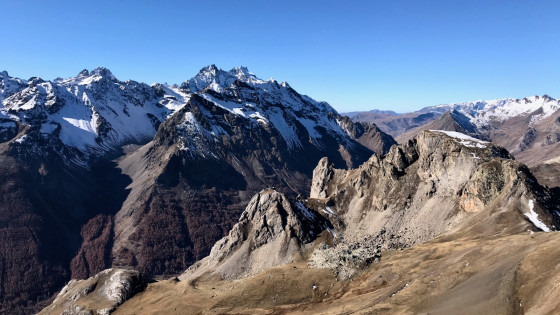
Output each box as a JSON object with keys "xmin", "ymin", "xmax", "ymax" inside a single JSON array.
[{"xmin": 525, "ymin": 199, "xmax": 550, "ymax": 232}]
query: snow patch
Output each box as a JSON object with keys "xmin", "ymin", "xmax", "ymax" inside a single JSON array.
[
  {"xmin": 63, "ymin": 117, "xmax": 97, "ymax": 134},
  {"xmin": 326, "ymin": 227, "xmax": 337, "ymax": 238},
  {"xmin": 295, "ymin": 201, "xmax": 316, "ymax": 221},
  {"xmin": 249, "ymin": 111, "xmax": 268, "ymax": 125},
  {"xmin": 267, "ymin": 109, "xmax": 301, "ymax": 148},
  {"xmin": 524, "ymin": 199, "xmax": 550, "ymax": 232},
  {"xmin": 431, "ymin": 130, "xmax": 488, "ymax": 148},
  {"xmin": 324, "ymin": 206, "xmax": 336, "ymax": 216},
  {"xmin": 14, "ymin": 134, "xmax": 27, "ymax": 143}
]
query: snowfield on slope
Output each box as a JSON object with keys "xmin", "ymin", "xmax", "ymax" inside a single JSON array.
[
  {"xmin": 525, "ymin": 199, "xmax": 550, "ymax": 232},
  {"xmin": 430, "ymin": 130, "xmax": 489, "ymax": 148}
]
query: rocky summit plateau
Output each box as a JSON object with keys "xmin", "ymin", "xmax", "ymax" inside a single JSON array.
[{"xmin": 1, "ymin": 66, "xmax": 559, "ymax": 315}]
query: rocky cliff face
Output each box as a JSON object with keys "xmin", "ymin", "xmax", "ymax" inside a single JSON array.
[
  {"xmin": 165, "ymin": 129, "xmax": 560, "ymax": 284},
  {"xmin": 0, "ymin": 135, "xmax": 129, "ymax": 314},
  {"xmin": 337, "ymin": 116, "xmax": 397, "ymax": 155},
  {"xmin": 181, "ymin": 190, "xmax": 331, "ymax": 280},
  {"xmin": 309, "ymin": 130, "xmax": 560, "ymax": 251},
  {"xmin": 39, "ymin": 190, "xmax": 330, "ymax": 314},
  {"xmin": 39, "ymin": 129, "xmax": 560, "ymax": 314}
]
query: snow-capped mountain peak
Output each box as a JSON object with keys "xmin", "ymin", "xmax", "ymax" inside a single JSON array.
[
  {"xmin": 228, "ymin": 66, "xmax": 265, "ymax": 84},
  {"xmin": 89, "ymin": 67, "xmax": 116, "ymax": 80},
  {"xmin": 59, "ymin": 67, "xmax": 117, "ymax": 86},
  {"xmin": 0, "ymin": 65, "xmax": 394, "ymax": 169},
  {"xmin": 181, "ymin": 65, "xmax": 270, "ymax": 93},
  {"xmin": 0, "ymin": 68, "xmax": 175, "ymax": 160},
  {"xmin": 170, "ymin": 65, "xmax": 355, "ymax": 152},
  {"xmin": 77, "ymin": 69, "xmax": 90, "ymax": 77},
  {"xmin": 0, "ymin": 71, "xmax": 26, "ymax": 102}
]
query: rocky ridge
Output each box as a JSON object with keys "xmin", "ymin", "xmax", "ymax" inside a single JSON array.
[
  {"xmin": 180, "ymin": 190, "xmax": 331, "ymax": 280},
  {"xmin": 108, "ymin": 67, "xmax": 393, "ymax": 278},
  {"xmin": 306, "ymin": 130, "xmax": 560, "ymax": 278}
]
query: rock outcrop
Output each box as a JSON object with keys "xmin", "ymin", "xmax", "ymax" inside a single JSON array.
[
  {"xmin": 181, "ymin": 190, "xmax": 331, "ymax": 280},
  {"xmin": 38, "ymin": 130, "xmax": 560, "ymax": 314},
  {"xmin": 38, "ymin": 268, "xmax": 146, "ymax": 315},
  {"xmin": 337, "ymin": 116, "xmax": 397, "ymax": 155},
  {"xmin": 306, "ymin": 130, "xmax": 560, "ymax": 276}
]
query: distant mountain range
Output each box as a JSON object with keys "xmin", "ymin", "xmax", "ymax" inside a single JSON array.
[{"xmin": 344, "ymin": 95, "xmax": 560, "ymax": 187}]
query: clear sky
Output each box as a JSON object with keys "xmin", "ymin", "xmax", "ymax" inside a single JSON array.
[{"xmin": 0, "ymin": 0, "xmax": 558, "ymax": 112}]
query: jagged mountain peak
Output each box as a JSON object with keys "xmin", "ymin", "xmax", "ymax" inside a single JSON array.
[
  {"xmin": 228, "ymin": 65, "xmax": 250, "ymax": 77},
  {"xmin": 197, "ymin": 64, "xmax": 255, "ymax": 80},
  {"xmin": 77, "ymin": 69, "xmax": 90, "ymax": 77},
  {"xmin": 0, "ymin": 65, "xmax": 396, "ymax": 169},
  {"xmin": 88, "ymin": 67, "xmax": 115, "ymax": 79},
  {"xmin": 63, "ymin": 66, "xmax": 117, "ymax": 84},
  {"xmin": 183, "ymin": 64, "xmax": 267, "ymax": 93}
]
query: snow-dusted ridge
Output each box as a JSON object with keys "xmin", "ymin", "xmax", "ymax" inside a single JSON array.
[
  {"xmin": 0, "ymin": 65, "xmax": 362, "ymax": 165},
  {"xmin": 174, "ymin": 65, "xmax": 352, "ymax": 152},
  {"xmin": 1, "ymin": 67, "xmax": 179, "ymax": 154},
  {"xmin": 426, "ymin": 95, "xmax": 560, "ymax": 128}
]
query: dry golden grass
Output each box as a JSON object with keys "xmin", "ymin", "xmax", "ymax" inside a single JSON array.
[{"xmin": 113, "ymin": 231, "xmax": 560, "ymax": 314}]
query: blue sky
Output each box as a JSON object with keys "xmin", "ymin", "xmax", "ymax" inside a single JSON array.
[{"xmin": 0, "ymin": 1, "xmax": 558, "ymax": 112}]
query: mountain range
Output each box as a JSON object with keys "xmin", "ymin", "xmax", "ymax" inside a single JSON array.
[
  {"xmin": 41, "ymin": 130, "xmax": 560, "ymax": 314},
  {"xmin": 0, "ymin": 65, "xmax": 395, "ymax": 313},
  {"xmin": 2, "ymin": 65, "xmax": 560, "ymax": 314}
]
